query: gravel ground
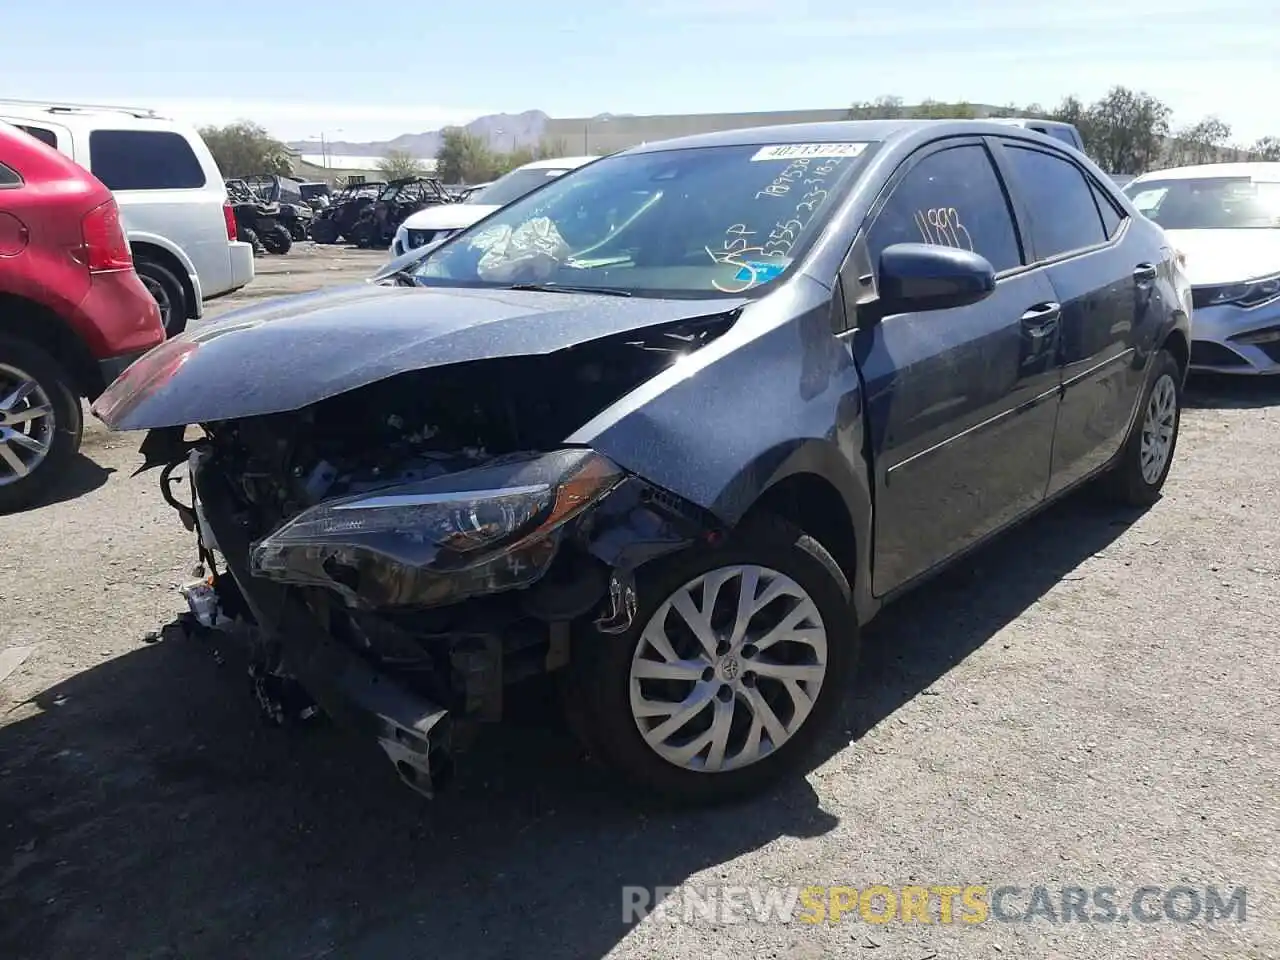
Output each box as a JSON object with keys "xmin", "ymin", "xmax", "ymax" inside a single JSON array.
[{"xmin": 1, "ymin": 245, "xmax": 1277, "ymax": 959}]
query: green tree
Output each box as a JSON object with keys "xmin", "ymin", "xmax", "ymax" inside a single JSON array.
[
  {"xmin": 536, "ymin": 137, "xmax": 573, "ymax": 158},
  {"xmin": 910, "ymin": 100, "xmax": 977, "ymax": 119},
  {"xmin": 1167, "ymin": 115, "xmax": 1232, "ymax": 166},
  {"xmin": 498, "ymin": 147, "xmax": 538, "ymax": 174},
  {"xmin": 1079, "ymin": 86, "xmax": 1171, "ymax": 174},
  {"xmin": 378, "ymin": 149, "xmax": 425, "ymax": 180},
  {"xmin": 1249, "ymin": 135, "xmax": 1280, "ymax": 160},
  {"xmin": 847, "ymin": 96, "xmax": 905, "ymax": 120},
  {"xmin": 434, "ymin": 128, "xmax": 497, "ymax": 183},
  {"xmin": 199, "ymin": 121, "xmax": 292, "ymax": 177}
]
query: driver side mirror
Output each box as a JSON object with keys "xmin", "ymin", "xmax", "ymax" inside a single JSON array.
[{"xmin": 876, "ymin": 243, "xmax": 997, "ymax": 316}]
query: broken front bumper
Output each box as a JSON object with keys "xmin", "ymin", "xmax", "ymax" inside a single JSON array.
[
  {"xmin": 190, "ymin": 460, "xmax": 454, "ymax": 797},
  {"xmin": 178, "ymin": 436, "xmax": 715, "ymax": 799}
]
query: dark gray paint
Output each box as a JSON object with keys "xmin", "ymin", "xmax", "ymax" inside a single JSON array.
[
  {"xmin": 97, "ymin": 118, "xmax": 1190, "ymax": 630},
  {"xmin": 91, "ymin": 283, "xmax": 749, "ymax": 431}
]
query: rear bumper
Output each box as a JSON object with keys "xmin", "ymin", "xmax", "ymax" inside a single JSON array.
[
  {"xmin": 225, "ymin": 241, "xmax": 255, "ymax": 294},
  {"xmin": 79, "ymin": 269, "xmax": 164, "ymax": 357},
  {"xmin": 97, "ymin": 346, "xmax": 153, "ymax": 390},
  {"xmin": 76, "ymin": 270, "xmax": 165, "ymax": 397}
]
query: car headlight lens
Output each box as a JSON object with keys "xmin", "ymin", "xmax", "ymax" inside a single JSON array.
[
  {"xmin": 1199, "ymin": 274, "xmax": 1280, "ymax": 307},
  {"xmin": 248, "ymin": 449, "xmax": 623, "ymax": 608}
]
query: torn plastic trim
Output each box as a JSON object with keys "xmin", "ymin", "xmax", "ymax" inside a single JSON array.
[
  {"xmin": 577, "ymin": 474, "xmax": 727, "ymax": 635},
  {"xmin": 191, "ymin": 462, "xmax": 455, "ymax": 798}
]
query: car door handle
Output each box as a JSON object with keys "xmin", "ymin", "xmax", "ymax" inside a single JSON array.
[
  {"xmin": 1134, "ymin": 263, "xmax": 1159, "ymax": 283},
  {"xmin": 1020, "ymin": 302, "xmax": 1061, "ymax": 336}
]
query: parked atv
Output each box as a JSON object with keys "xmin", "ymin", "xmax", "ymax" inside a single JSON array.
[
  {"xmin": 226, "ymin": 179, "xmax": 293, "ymax": 255},
  {"xmin": 309, "ymin": 181, "xmax": 384, "ymax": 245},
  {"xmin": 348, "ymin": 176, "xmax": 453, "ymax": 249},
  {"xmin": 297, "ymin": 181, "xmax": 332, "ymax": 211},
  {"xmin": 244, "ymin": 174, "xmax": 314, "ymax": 242}
]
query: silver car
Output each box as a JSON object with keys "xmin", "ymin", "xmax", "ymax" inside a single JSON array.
[{"xmin": 1124, "ymin": 162, "xmax": 1280, "ymax": 374}]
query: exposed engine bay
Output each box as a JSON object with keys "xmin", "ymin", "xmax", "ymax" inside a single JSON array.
[{"xmin": 148, "ymin": 316, "xmax": 732, "ymax": 797}]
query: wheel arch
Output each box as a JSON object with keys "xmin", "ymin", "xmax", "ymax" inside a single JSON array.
[
  {"xmin": 128, "ymin": 237, "xmax": 201, "ymax": 320},
  {"xmin": 723, "ymin": 438, "xmax": 875, "ymax": 622},
  {"xmin": 1160, "ymin": 325, "xmax": 1190, "ymax": 384},
  {"xmin": 0, "ymin": 293, "xmax": 101, "ymax": 398}
]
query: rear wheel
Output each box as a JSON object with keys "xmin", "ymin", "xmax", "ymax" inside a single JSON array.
[
  {"xmin": 261, "ymin": 223, "xmax": 293, "ymax": 255},
  {"xmin": 0, "ymin": 336, "xmax": 82, "ymax": 514},
  {"xmin": 134, "ymin": 257, "xmax": 188, "ymax": 337},
  {"xmin": 566, "ymin": 513, "xmax": 855, "ymax": 804},
  {"xmin": 1102, "ymin": 348, "xmax": 1182, "ymax": 506}
]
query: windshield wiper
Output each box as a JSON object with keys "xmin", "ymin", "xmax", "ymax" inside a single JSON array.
[
  {"xmin": 507, "ymin": 282, "xmax": 632, "ymax": 297},
  {"xmin": 388, "ymin": 267, "xmax": 420, "ymax": 287}
]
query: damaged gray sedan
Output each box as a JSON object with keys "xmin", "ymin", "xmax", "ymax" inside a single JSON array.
[{"xmin": 93, "ymin": 120, "xmax": 1190, "ymax": 803}]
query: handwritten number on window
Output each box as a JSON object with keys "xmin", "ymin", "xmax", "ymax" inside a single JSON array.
[
  {"xmin": 713, "ymin": 155, "xmax": 848, "ymax": 290},
  {"xmin": 915, "ymin": 207, "xmax": 974, "ymax": 252}
]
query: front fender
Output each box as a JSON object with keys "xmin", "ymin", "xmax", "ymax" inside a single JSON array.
[{"xmin": 571, "ymin": 277, "xmax": 875, "ymax": 616}]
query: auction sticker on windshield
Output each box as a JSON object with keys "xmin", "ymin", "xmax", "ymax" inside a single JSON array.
[{"xmin": 751, "ymin": 143, "xmax": 869, "ymax": 162}]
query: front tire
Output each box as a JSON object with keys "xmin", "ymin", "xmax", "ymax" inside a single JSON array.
[
  {"xmin": 0, "ymin": 336, "xmax": 83, "ymax": 514},
  {"xmin": 567, "ymin": 513, "xmax": 855, "ymax": 804},
  {"xmin": 1103, "ymin": 348, "xmax": 1182, "ymax": 506},
  {"xmin": 261, "ymin": 223, "xmax": 293, "ymax": 255}
]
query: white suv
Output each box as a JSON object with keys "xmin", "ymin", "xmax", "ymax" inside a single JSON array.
[
  {"xmin": 390, "ymin": 156, "xmax": 600, "ymax": 258},
  {"xmin": 0, "ymin": 99, "xmax": 254, "ymax": 334}
]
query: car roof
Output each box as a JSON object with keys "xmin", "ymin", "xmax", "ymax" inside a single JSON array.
[
  {"xmin": 986, "ymin": 117, "xmax": 1077, "ymax": 130},
  {"xmin": 517, "ymin": 155, "xmax": 599, "ymax": 170},
  {"xmin": 1131, "ymin": 161, "xmax": 1280, "ymax": 183},
  {"xmin": 0, "ymin": 99, "xmax": 197, "ymax": 136},
  {"xmin": 618, "ymin": 119, "xmax": 1066, "ymax": 154}
]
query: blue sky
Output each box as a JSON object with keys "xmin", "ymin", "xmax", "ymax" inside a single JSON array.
[{"xmin": 3, "ymin": 0, "xmax": 1276, "ymax": 144}]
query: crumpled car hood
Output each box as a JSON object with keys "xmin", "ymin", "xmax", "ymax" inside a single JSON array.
[{"xmin": 91, "ymin": 283, "xmax": 748, "ymax": 431}]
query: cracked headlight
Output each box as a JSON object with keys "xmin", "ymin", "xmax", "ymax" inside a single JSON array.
[{"xmin": 249, "ymin": 449, "xmax": 622, "ymax": 608}]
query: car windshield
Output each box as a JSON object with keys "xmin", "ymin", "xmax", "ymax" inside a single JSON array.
[
  {"xmin": 469, "ymin": 167, "xmax": 577, "ymax": 206},
  {"xmin": 409, "ymin": 141, "xmax": 873, "ymax": 298},
  {"xmin": 1124, "ymin": 176, "xmax": 1280, "ymax": 229}
]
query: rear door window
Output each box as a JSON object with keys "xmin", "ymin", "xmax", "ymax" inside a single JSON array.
[
  {"xmin": 88, "ymin": 130, "xmax": 207, "ymax": 190},
  {"xmin": 13, "ymin": 124, "xmax": 58, "ymax": 149},
  {"xmin": 1090, "ymin": 180, "xmax": 1126, "ymax": 238},
  {"xmin": 0, "ymin": 162, "xmax": 21, "ymax": 187},
  {"xmin": 1003, "ymin": 145, "xmax": 1106, "ymax": 259},
  {"xmin": 868, "ymin": 142, "xmax": 1023, "ymax": 273},
  {"xmin": 1030, "ymin": 124, "xmax": 1079, "ymax": 148}
]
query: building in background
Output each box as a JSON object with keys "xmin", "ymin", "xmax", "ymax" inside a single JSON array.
[
  {"xmin": 543, "ymin": 109, "xmax": 854, "ymax": 155},
  {"xmin": 291, "ymin": 154, "xmax": 439, "ymax": 185}
]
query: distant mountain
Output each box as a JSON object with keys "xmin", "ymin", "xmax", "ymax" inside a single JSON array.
[{"xmin": 287, "ymin": 110, "xmax": 550, "ymax": 159}]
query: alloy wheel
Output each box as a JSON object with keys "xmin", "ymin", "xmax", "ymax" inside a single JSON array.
[
  {"xmin": 628, "ymin": 564, "xmax": 829, "ymax": 773},
  {"xmin": 1140, "ymin": 373, "xmax": 1177, "ymax": 485},
  {"xmin": 0, "ymin": 363, "xmax": 55, "ymax": 486}
]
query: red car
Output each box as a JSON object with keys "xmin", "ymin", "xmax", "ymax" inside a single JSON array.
[{"xmin": 0, "ymin": 120, "xmax": 164, "ymax": 511}]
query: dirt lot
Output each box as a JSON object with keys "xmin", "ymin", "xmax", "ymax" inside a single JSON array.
[{"xmin": 1, "ymin": 244, "xmax": 1278, "ymax": 959}]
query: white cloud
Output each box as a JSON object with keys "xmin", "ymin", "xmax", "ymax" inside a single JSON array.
[{"xmin": 142, "ymin": 98, "xmax": 495, "ymax": 142}]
